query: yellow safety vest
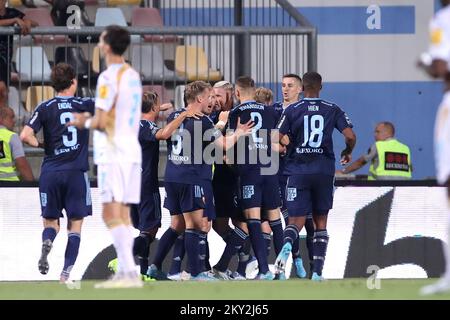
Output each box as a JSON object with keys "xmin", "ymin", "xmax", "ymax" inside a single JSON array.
[
  {"xmin": 369, "ymin": 139, "xmax": 412, "ymax": 180},
  {"xmin": 0, "ymin": 128, "xmax": 20, "ymax": 181}
]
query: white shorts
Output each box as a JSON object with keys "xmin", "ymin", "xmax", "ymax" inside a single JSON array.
[
  {"xmin": 97, "ymin": 163, "xmax": 141, "ymax": 204},
  {"xmin": 434, "ymin": 92, "xmax": 450, "ymax": 185}
]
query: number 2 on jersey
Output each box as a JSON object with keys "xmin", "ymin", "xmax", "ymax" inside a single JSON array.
[
  {"xmin": 250, "ymin": 112, "xmax": 263, "ymax": 143},
  {"xmin": 302, "ymin": 115, "xmax": 324, "ymax": 148}
]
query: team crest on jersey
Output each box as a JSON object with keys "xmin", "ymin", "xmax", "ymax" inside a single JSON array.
[
  {"xmin": 98, "ymin": 85, "xmax": 109, "ymax": 99},
  {"xmin": 431, "ymin": 29, "xmax": 443, "ymax": 45},
  {"xmin": 243, "ymin": 185, "xmax": 255, "ymax": 199},
  {"xmin": 287, "ymin": 188, "xmax": 297, "ymax": 201}
]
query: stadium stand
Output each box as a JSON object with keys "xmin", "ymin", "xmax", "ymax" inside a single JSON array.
[
  {"xmin": 25, "ymin": 85, "xmax": 54, "ymax": 113},
  {"xmin": 15, "ymin": 46, "xmax": 52, "ymax": 82},
  {"xmin": 175, "ymin": 45, "xmax": 222, "ymax": 82}
]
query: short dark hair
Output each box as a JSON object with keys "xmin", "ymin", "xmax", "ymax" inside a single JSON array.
[
  {"xmin": 282, "ymin": 73, "xmax": 302, "ymax": 84},
  {"xmin": 235, "ymin": 76, "xmax": 255, "ymax": 90},
  {"xmin": 184, "ymin": 81, "xmax": 211, "ymax": 104},
  {"xmin": 103, "ymin": 25, "xmax": 130, "ymax": 56},
  {"xmin": 302, "ymin": 71, "xmax": 322, "ymax": 91},
  {"xmin": 51, "ymin": 63, "xmax": 76, "ymax": 92},
  {"xmin": 142, "ymin": 90, "xmax": 159, "ymax": 113},
  {"xmin": 380, "ymin": 121, "xmax": 395, "ymax": 136}
]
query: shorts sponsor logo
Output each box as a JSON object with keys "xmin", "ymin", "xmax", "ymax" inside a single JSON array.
[
  {"xmin": 40, "ymin": 193, "xmax": 47, "ymax": 207},
  {"xmin": 243, "ymin": 185, "xmax": 254, "ymax": 199},
  {"xmin": 287, "ymin": 188, "xmax": 297, "ymax": 201}
]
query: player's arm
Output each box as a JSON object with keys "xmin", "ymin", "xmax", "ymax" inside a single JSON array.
[
  {"xmin": 340, "ymin": 127, "xmax": 356, "ymax": 165},
  {"xmin": 10, "ymin": 134, "xmax": 34, "ymax": 181},
  {"xmin": 14, "ymin": 157, "xmax": 34, "ymax": 181},
  {"xmin": 215, "ymin": 117, "xmax": 254, "ymax": 150},
  {"xmin": 19, "ymin": 125, "xmax": 44, "ymax": 148},
  {"xmin": 419, "ymin": 16, "xmax": 450, "ymax": 79},
  {"xmin": 215, "ymin": 111, "xmax": 230, "ymax": 131},
  {"xmin": 155, "ymin": 110, "xmax": 203, "ymax": 140}
]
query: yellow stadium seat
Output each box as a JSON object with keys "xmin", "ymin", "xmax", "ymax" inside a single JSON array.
[
  {"xmin": 92, "ymin": 46, "xmax": 101, "ymax": 74},
  {"xmin": 8, "ymin": 0, "xmax": 23, "ymax": 7},
  {"xmin": 26, "ymin": 86, "xmax": 55, "ymax": 113},
  {"xmin": 175, "ymin": 45, "xmax": 222, "ymax": 82}
]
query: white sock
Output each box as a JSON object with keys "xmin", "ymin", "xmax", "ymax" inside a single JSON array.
[{"xmin": 110, "ymin": 225, "xmax": 136, "ymax": 274}]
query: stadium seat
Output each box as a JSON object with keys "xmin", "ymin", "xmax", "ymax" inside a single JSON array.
[
  {"xmin": 8, "ymin": 0, "xmax": 22, "ymax": 7},
  {"xmin": 175, "ymin": 45, "xmax": 222, "ymax": 82},
  {"xmin": 23, "ymin": 8, "xmax": 66, "ymax": 44},
  {"xmin": 92, "ymin": 46, "xmax": 105, "ymax": 74},
  {"xmin": 131, "ymin": 7, "xmax": 179, "ymax": 43},
  {"xmin": 95, "ymin": 8, "xmax": 127, "ymax": 27},
  {"xmin": 25, "ymin": 86, "xmax": 55, "ymax": 113},
  {"xmin": 131, "ymin": 45, "xmax": 182, "ymax": 83},
  {"xmin": 15, "ymin": 46, "xmax": 52, "ymax": 82},
  {"xmin": 54, "ymin": 47, "xmax": 94, "ymax": 81},
  {"xmin": 8, "ymin": 87, "xmax": 30, "ymax": 128}
]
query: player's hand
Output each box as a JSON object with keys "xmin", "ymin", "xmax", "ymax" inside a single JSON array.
[
  {"xmin": 183, "ymin": 110, "xmax": 204, "ymax": 119},
  {"xmin": 160, "ymin": 103, "xmax": 173, "ymax": 111},
  {"xmin": 235, "ymin": 117, "xmax": 254, "ymax": 137},
  {"xmin": 340, "ymin": 153, "xmax": 352, "ymax": 165},
  {"xmin": 15, "ymin": 19, "xmax": 30, "ymax": 35},
  {"xmin": 335, "ymin": 169, "xmax": 345, "ymax": 175},
  {"xmin": 218, "ymin": 111, "xmax": 229, "ymax": 123},
  {"xmin": 67, "ymin": 112, "xmax": 91, "ymax": 129}
]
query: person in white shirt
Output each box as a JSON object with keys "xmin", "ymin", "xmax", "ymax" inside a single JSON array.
[
  {"xmin": 70, "ymin": 25, "xmax": 143, "ymax": 288},
  {"xmin": 419, "ymin": 0, "xmax": 450, "ymax": 295}
]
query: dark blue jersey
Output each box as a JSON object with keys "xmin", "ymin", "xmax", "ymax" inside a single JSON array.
[
  {"xmin": 28, "ymin": 96, "xmax": 95, "ymax": 172},
  {"xmin": 228, "ymin": 100, "xmax": 279, "ymax": 174},
  {"xmin": 271, "ymin": 101, "xmax": 284, "ymax": 121},
  {"xmin": 165, "ymin": 110, "xmax": 222, "ymax": 184},
  {"xmin": 277, "ymin": 98, "xmax": 353, "ymax": 176},
  {"xmin": 139, "ymin": 120, "xmax": 160, "ymax": 192}
]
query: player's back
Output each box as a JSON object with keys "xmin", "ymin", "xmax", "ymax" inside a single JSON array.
[
  {"xmin": 94, "ymin": 64, "xmax": 142, "ymax": 164},
  {"xmin": 28, "ymin": 96, "xmax": 94, "ymax": 172},
  {"xmin": 229, "ymin": 101, "xmax": 279, "ymax": 174},
  {"xmin": 278, "ymin": 98, "xmax": 352, "ymax": 176},
  {"xmin": 165, "ymin": 110, "xmax": 218, "ymax": 185}
]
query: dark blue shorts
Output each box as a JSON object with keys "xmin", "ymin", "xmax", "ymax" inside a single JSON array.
[
  {"xmin": 239, "ymin": 173, "xmax": 281, "ymax": 211},
  {"xmin": 200, "ymin": 181, "xmax": 216, "ymax": 221},
  {"xmin": 285, "ymin": 174, "xmax": 335, "ymax": 217},
  {"xmin": 39, "ymin": 171, "xmax": 92, "ymax": 220},
  {"xmin": 164, "ymin": 182, "xmax": 205, "ymax": 215},
  {"xmin": 212, "ymin": 175, "xmax": 242, "ymax": 220},
  {"xmin": 130, "ymin": 190, "xmax": 162, "ymax": 231}
]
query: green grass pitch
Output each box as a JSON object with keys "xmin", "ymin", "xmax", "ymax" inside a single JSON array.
[{"xmin": 0, "ymin": 279, "xmax": 449, "ymax": 300}]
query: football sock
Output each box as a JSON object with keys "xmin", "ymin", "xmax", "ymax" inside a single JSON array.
[
  {"xmin": 247, "ymin": 219, "xmax": 269, "ymax": 274},
  {"xmin": 61, "ymin": 232, "xmax": 80, "ymax": 279},
  {"xmin": 269, "ymin": 218, "xmax": 283, "ymax": 255},
  {"xmin": 153, "ymin": 227, "xmax": 179, "ymax": 270},
  {"xmin": 185, "ymin": 229, "xmax": 201, "ymax": 277},
  {"xmin": 312, "ymin": 229, "xmax": 329, "ymax": 276},
  {"xmin": 215, "ymin": 227, "xmax": 248, "ymax": 272},
  {"xmin": 169, "ymin": 233, "xmax": 185, "ymax": 275}
]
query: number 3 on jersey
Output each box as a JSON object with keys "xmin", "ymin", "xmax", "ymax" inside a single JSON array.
[
  {"xmin": 60, "ymin": 112, "xmax": 77, "ymax": 147},
  {"xmin": 302, "ymin": 115, "xmax": 324, "ymax": 148}
]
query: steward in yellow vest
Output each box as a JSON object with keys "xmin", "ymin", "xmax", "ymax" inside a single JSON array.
[{"xmin": 336, "ymin": 121, "xmax": 412, "ymax": 180}]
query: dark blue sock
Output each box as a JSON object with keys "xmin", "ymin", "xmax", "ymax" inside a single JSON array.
[
  {"xmin": 42, "ymin": 227, "xmax": 57, "ymax": 243},
  {"xmin": 169, "ymin": 233, "xmax": 185, "ymax": 275},
  {"xmin": 199, "ymin": 232, "xmax": 210, "ymax": 272},
  {"xmin": 269, "ymin": 219, "xmax": 283, "ymax": 255},
  {"xmin": 312, "ymin": 229, "xmax": 329, "ymax": 276},
  {"xmin": 153, "ymin": 227, "xmax": 179, "ymax": 269},
  {"xmin": 283, "ymin": 224, "xmax": 300, "ymax": 245},
  {"xmin": 292, "ymin": 236, "xmax": 301, "ymax": 259},
  {"xmin": 133, "ymin": 232, "xmax": 153, "ymax": 275},
  {"xmin": 215, "ymin": 227, "xmax": 247, "ymax": 272},
  {"xmin": 247, "ymin": 219, "xmax": 269, "ymax": 274},
  {"xmin": 62, "ymin": 232, "xmax": 80, "ymax": 277},
  {"xmin": 263, "ymin": 232, "xmax": 272, "ymax": 256},
  {"xmin": 282, "ymin": 211, "xmax": 289, "ymax": 228},
  {"xmin": 237, "ymin": 238, "xmax": 252, "ymax": 276},
  {"xmin": 185, "ymin": 229, "xmax": 201, "ymax": 277},
  {"xmin": 305, "ymin": 216, "xmax": 315, "ymax": 269},
  {"xmin": 205, "ymin": 236, "xmax": 211, "ymax": 271}
]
